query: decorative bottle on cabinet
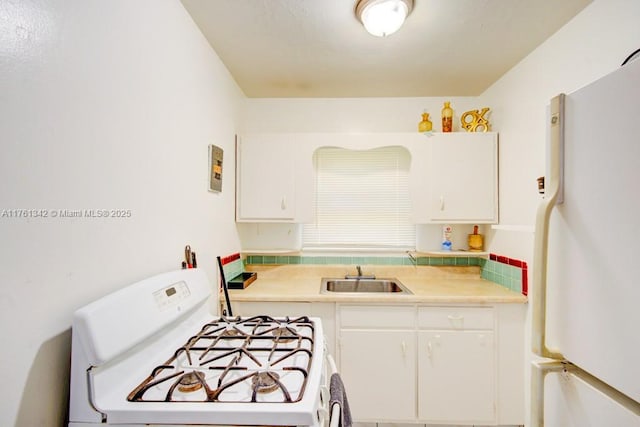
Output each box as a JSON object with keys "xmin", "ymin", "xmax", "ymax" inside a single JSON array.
[
  {"xmin": 418, "ymin": 112, "xmax": 433, "ymax": 133},
  {"xmin": 442, "ymin": 101, "xmax": 453, "ymax": 132}
]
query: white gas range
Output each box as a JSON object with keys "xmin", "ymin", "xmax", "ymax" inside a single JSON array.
[{"xmin": 68, "ymin": 268, "xmax": 329, "ymax": 427}]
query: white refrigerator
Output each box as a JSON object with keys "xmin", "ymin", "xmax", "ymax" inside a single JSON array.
[{"xmin": 531, "ymin": 57, "xmax": 640, "ymax": 425}]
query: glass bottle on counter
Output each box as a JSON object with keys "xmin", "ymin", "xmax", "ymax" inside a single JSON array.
[
  {"xmin": 442, "ymin": 101, "xmax": 453, "ymax": 132},
  {"xmin": 418, "ymin": 112, "xmax": 433, "ymax": 133}
]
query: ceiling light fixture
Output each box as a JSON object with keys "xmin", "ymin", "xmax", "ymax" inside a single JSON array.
[{"xmin": 355, "ymin": 0, "xmax": 414, "ymax": 37}]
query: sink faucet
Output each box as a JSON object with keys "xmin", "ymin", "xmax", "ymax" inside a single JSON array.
[
  {"xmin": 345, "ymin": 265, "xmax": 375, "ymax": 279},
  {"xmin": 406, "ymin": 250, "xmax": 417, "ymax": 266}
]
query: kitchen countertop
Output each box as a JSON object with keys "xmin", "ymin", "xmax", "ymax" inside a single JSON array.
[{"xmin": 228, "ymin": 264, "xmax": 527, "ymax": 304}]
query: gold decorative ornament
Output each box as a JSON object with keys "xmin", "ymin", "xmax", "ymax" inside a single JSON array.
[{"xmin": 461, "ymin": 107, "xmax": 491, "ymax": 132}]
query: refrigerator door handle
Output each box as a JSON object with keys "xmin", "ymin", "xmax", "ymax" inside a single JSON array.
[
  {"xmin": 531, "ymin": 360, "xmax": 566, "ymax": 427},
  {"xmin": 531, "ymin": 94, "xmax": 564, "ymax": 360},
  {"xmin": 532, "ymin": 360, "xmax": 640, "ymax": 427}
]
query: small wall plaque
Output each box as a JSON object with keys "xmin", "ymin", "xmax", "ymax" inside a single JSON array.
[{"xmin": 209, "ymin": 144, "xmax": 223, "ymax": 192}]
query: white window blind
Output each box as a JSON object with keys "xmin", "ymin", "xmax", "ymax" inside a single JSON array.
[{"xmin": 302, "ymin": 146, "xmax": 415, "ymax": 250}]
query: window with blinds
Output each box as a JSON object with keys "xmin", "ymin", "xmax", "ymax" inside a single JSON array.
[{"xmin": 302, "ymin": 146, "xmax": 415, "ymax": 250}]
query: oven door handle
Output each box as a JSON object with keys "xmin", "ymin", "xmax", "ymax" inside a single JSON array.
[
  {"xmin": 329, "ymin": 403, "xmax": 341, "ymax": 427},
  {"xmin": 327, "ymin": 354, "xmax": 337, "ymax": 375},
  {"xmin": 86, "ymin": 367, "xmax": 107, "ymax": 422},
  {"xmin": 318, "ymin": 403, "xmax": 329, "ymax": 427},
  {"xmin": 321, "ymin": 354, "xmax": 339, "ymax": 427}
]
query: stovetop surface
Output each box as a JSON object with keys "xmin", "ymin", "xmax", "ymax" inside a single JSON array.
[{"xmin": 127, "ymin": 315, "xmax": 316, "ymax": 404}]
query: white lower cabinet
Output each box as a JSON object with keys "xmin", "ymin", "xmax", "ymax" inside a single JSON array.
[
  {"xmin": 418, "ymin": 331, "xmax": 495, "ymax": 423},
  {"xmin": 340, "ymin": 329, "xmax": 416, "ymax": 421},
  {"xmin": 338, "ymin": 305, "xmax": 416, "ymax": 421},
  {"xmin": 417, "ymin": 307, "xmax": 496, "ymax": 425},
  {"xmin": 235, "ymin": 301, "xmax": 524, "ymax": 426},
  {"xmin": 338, "ymin": 304, "xmax": 516, "ymax": 426}
]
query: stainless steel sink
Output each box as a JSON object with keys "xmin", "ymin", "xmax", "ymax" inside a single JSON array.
[{"xmin": 320, "ymin": 278, "xmax": 412, "ymax": 294}]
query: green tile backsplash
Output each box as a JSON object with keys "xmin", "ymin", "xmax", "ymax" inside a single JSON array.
[
  {"xmin": 244, "ymin": 253, "xmax": 526, "ymax": 295},
  {"xmin": 482, "ymin": 256, "xmax": 527, "ymax": 295},
  {"xmin": 481, "ymin": 260, "xmax": 521, "ymax": 292},
  {"xmin": 244, "ymin": 255, "xmax": 484, "ymax": 267}
]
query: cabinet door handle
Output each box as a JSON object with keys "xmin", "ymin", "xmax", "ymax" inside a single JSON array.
[
  {"xmin": 448, "ymin": 314, "xmax": 464, "ymax": 328},
  {"xmin": 427, "ymin": 334, "xmax": 441, "ymax": 359},
  {"xmin": 478, "ymin": 333, "xmax": 486, "ymax": 346},
  {"xmin": 281, "ymin": 197, "xmax": 286, "ymax": 210},
  {"xmin": 440, "ymin": 196, "xmax": 445, "ymax": 211},
  {"xmin": 401, "ymin": 341, "xmax": 407, "ymax": 357}
]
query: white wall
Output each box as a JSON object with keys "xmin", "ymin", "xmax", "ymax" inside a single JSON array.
[{"xmin": 0, "ymin": 1, "xmax": 243, "ymax": 425}]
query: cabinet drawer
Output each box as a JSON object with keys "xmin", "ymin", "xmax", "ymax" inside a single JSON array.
[
  {"xmin": 340, "ymin": 305, "xmax": 415, "ymax": 329},
  {"xmin": 418, "ymin": 306, "xmax": 494, "ymax": 330}
]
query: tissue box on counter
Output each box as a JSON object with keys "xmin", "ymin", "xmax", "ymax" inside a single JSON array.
[
  {"xmin": 228, "ymin": 271, "xmax": 257, "ymax": 289},
  {"xmin": 219, "ymin": 252, "xmax": 257, "ymax": 290}
]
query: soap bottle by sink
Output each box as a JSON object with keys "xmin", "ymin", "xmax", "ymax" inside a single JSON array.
[{"xmin": 441, "ymin": 225, "xmax": 453, "ymax": 251}]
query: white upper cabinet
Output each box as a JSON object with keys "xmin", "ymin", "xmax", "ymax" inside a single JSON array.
[
  {"xmin": 236, "ymin": 134, "xmax": 297, "ymax": 222},
  {"xmin": 235, "ymin": 132, "xmax": 498, "ymax": 224},
  {"xmin": 426, "ymin": 132, "xmax": 498, "ymax": 223}
]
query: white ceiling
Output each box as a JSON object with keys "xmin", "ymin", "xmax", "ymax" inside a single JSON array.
[{"xmin": 180, "ymin": 0, "xmax": 591, "ymax": 98}]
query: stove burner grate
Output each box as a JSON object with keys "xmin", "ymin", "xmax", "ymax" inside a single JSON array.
[{"xmin": 127, "ymin": 315, "xmax": 315, "ymax": 404}]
